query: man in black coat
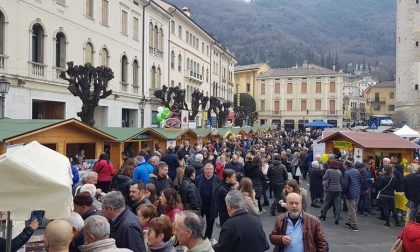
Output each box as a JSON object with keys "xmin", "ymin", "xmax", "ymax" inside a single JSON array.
[
  {"xmin": 404, "ymin": 166, "xmax": 420, "ymax": 221},
  {"xmin": 215, "ymin": 169, "xmax": 237, "ymax": 226},
  {"xmin": 161, "ymin": 145, "xmax": 180, "ymax": 181},
  {"xmin": 268, "ymin": 154, "xmax": 288, "ymax": 216},
  {"xmin": 101, "ymin": 191, "xmax": 145, "ymax": 252},
  {"xmin": 179, "ymin": 166, "xmax": 202, "ymax": 212},
  {"xmin": 214, "ymin": 190, "xmax": 266, "ymax": 252},
  {"xmin": 197, "ymin": 163, "xmax": 221, "ymax": 239}
]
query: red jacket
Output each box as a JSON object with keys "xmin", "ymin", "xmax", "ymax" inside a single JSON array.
[
  {"xmin": 164, "ymin": 206, "xmax": 181, "ymax": 223},
  {"xmin": 400, "ymin": 221, "xmax": 420, "ymax": 252},
  {"xmin": 94, "ymin": 159, "xmax": 115, "ymax": 182},
  {"xmin": 216, "ymin": 161, "xmax": 225, "ymax": 180}
]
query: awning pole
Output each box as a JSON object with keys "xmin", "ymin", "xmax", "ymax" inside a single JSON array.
[{"xmin": 6, "ymin": 211, "xmax": 12, "ymax": 252}]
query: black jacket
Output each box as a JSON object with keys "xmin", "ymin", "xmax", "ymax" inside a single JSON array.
[
  {"xmin": 404, "ymin": 173, "xmax": 420, "ymax": 204},
  {"xmin": 376, "ymin": 174, "xmax": 399, "ymax": 197},
  {"xmin": 150, "ymin": 175, "xmax": 172, "ymax": 197},
  {"xmin": 179, "ymin": 177, "xmax": 202, "ymax": 211},
  {"xmin": 110, "ymin": 208, "xmax": 145, "ymax": 252},
  {"xmin": 161, "ymin": 152, "xmax": 180, "ymax": 180},
  {"xmin": 81, "ymin": 205, "xmax": 101, "ymax": 220},
  {"xmin": 215, "ymin": 181, "xmax": 232, "ymax": 226},
  {"xmin": 0, "ymin": 227, "xmax": 34, "ymax": 252},
  {"xmin": 197, "ymin": 174, "xmax": 221, "ymax": 219},
  {"xmin": 267, "ymin": 160, "xmax": 288, "ymax": 186},
  {"xmin": 281, "ymin": 158, "xmax": 292, "ymax": 173},
  {"xmin": 214, "ymin": 209, "xmax": 266, "ymax": 252},
  {"xmin": 247, "ymin": 165, "xmax": 267, "ymax": 191},
  {"xmin": 192, "ymin": 161, "xmax": 205, "ymax": 177}
]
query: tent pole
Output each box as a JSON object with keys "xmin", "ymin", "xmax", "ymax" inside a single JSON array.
[{"xmin": 6, "ymin": 211, "xmax": 12, "ymax": 252}]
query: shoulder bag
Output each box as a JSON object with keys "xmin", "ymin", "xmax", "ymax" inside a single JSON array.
[{"xmin": 376, "ymin": 176, "xmax": 393, "ymax": 200}]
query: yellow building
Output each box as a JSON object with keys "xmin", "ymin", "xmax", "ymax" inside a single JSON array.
[
  {"xmin": 234, "ymin": 63, "xmax": 270, "ymax": 99},
  {"xmin": 365, "ymin": 82, "xmax": 396, "ymax": 116},
  {"xmin": 343, "ymin": 96, "xmax": 368, "ymax": 127}
]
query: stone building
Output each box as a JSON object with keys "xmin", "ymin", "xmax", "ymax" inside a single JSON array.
[
  {"xmin": 364, "ymin": 81, "xmax": 396, "ymax": 117},
  {"xmin": 234, "ymin": 63, "xmax": 270, "ymax": 99}
]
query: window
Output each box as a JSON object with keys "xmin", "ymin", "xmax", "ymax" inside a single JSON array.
[
  {"xmin": 154, "ymin": 25, "xmax": 159, "ymax": 49},
  {"xmin": 375, "ymin": 92, "xmax": 380, "ymax": 101},
  {"xmin": 156, "ymin": 67, "xmax": 161, "ymax": 88},
  {"xmin": 274, "ymin": 101, "xmax": 280, "ymax": 113},
  {"xmin": 315, "ymin": 100, "xmax": 321, "ymax": 110},
  {"xmin": 416, "ymin": 41, "xmax": 419, "ymax": 47},
  {"xmin": 186, "ymin": 31, "xmax": 189, "ymax": 42},
  {"xmin": 0, "ymin": 11, "xmax": 4, "ymax": 55},
  {"xmin": 178, "ymin": 54, "xmax": 182, "ymax": 72},
  {"xmin": 301, "ymin": 100, "xmax": 307, "ymax": 111},
  {"xmin": 246, "ymin": 83, "xmax": 251, "ymax": 92},
  {"xmin": 133, "ymin": 17, "xmax": 139, "ymax": 40},
  {"xmin": 171, "ymin": 80, "xmax": 174, "ymax": 87},
  {"xmin": 260, "ymin": 100, "xmax": 265, "ymax": 111},
  {"xmin": 261, "ymin": 84, "xmax": 265, "ymax": 94},
  {"xmin": 84, "ymin": 42, "xmax": 94, "ymax": 64},
  {"xmin": 273, "ymin": 83, "xmax": 280, "ymax": 94},
  {"xmin": 170, "ymin": 51, "xmax": 175, "ymax": 69},
  {"xmin": 100, "ymin": 47, "xmax": 109, "ymax": 66},
  {"xmin": 287, "ymin": 83, "xmax": 292, "ymax": 94},
  {"xmin": 151, "ymin": 66, "xmax": 156, "ymax": 89},
  {"xmin": 187, "ymin": 58, "xmax": 190, "ymax": 70},
  {"xmin": 121, "ymin": 10, "xmax": 128, "ymax": 36},
  {"xmin": 316, "ymin": 82, "xmax": 321, "ymax": 93},
  {"xmin": 390, "ymin": 92, "xmax": 394, "ymax": 99},
  {"xmin": 133, "ymin": 60, "xmax": 139, "ymax": 87},
  {"xmin": 388, "ymin": 105, "xmax": 395, "ymax": 111},
  {"xmin": 101, "ymin": 0, "xmax": 109, "ymax": 25},
  {"xmin": 86, "ymin": 0, "xmax": 94, "ymax": 18},
  {"xmin": 32, "ymin": 24, "xmax": 44, "ymax": 63},
  {"xmin": 329, "ymin": 100, "xmax": 336, "ymax": 114},
  {"xmin": 207, "ymin": 46, "xmax": 209, "ymax": 56},
  {"xmin": 206, "ymin": 68, "xmax": 209, "ymax": 82},
  {"xmin": 149, "ymin": 23, "xmax": 154, "ymax": 46},
  {"xmin": 330, "ymin": 82, "xmax": 336, "ymax": 92},
  {"xmin": 374, "ymin": 104, "xmax": 380, "ymax": 111},
  {"xmin": 202, "ymin": 42, "xmax": 204, "ymax": 53},
  {"xmin": 55, "ymin": 32, "xmax": 66, "ymax": 68},
  {"xmin": 159, "ymin": 28, "xmax": 163, "ymax": 51},
  {"xmin": 121, "ymin": 55, "xmax": 128, "ymax": 83},
  {"xmin": 301, "ymin": 83, "xmax": 307, "ymax": 93},
  {"xmin": 416, "ymin": 84, "xmax": 419, "ymax": 90},
  {"xmin": 178, "ymin": 25, "xmax": 182, "ymax": 38},
  {"xmin": 170, "ymin": 20, "xmax": 175, "ymax": 33},
  {"xmin": 287, "ymin": 100, "xmax": 292, "ymax": 111}
]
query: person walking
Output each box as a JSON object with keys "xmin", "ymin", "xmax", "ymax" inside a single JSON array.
[
  {"xmin": 376, "ymin": 164, "xmax": 401, "ymax": 227},
  {"xmin": 179, "ymin": 166, "xmax": 202, "ymax": 212},
  {"xmin": 309, "ymin": 161, "xmax": 324, "ymax": 208},
  {"xmin": 215, "ymin": 169, "xmax": 237, "ymax": 226},
  {"xmin": 319, "ymin": 159, "xmax": 342, "ymax": 225},
  {"xmin": 267, "ymin": 154, "xmax": 288, "ymax": 216},
  {"xmin": 342, "ymin": 160, "xmax": 362, "ymax": 232}
]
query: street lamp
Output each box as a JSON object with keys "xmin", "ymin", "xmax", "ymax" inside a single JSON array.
[
  {"xmin": 139, "ymin": 95, "xmax": 146, "ymax": 128},
  {"xmin": 0, "ymin": 76, "xmax": 10, "ymax": 119}
]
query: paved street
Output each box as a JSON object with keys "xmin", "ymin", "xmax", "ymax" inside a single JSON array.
[{"xmin": 213, "ymin": 181, "xmax": 402, "ymax": 252}]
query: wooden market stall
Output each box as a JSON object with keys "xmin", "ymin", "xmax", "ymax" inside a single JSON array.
[
  {"xmin": 192, "ymin": 128, "xmax": 212, "ymax": 145},
  {"xmin": 137, "ymin": 128, "xmax": 198, "ymax": 151},
  {"xmin": 318, "ymin": 131, "xmax": 419, "ymax": 167},
  {"xmin": 0, "ymin": 118, "xmax": 117, "ymax": 165}
]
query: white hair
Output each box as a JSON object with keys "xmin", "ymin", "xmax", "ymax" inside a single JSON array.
[
  {"xmin": 312, "ymin": 161, "xmax": 320, "ymax": 169},
  {"xmin": 195, "ymin": 153, "xmax": 203, "ymax": 162},
  {"xmin": 80, "ymin": 184, "xmax": 96, "ymax": 198},
  {"xmin": 315, "ymin": 154, "xmax": 321, "ymax": 161},
  {"xmin": 84, "ymin": 215, "xmax": 110, "ymax": 240},
  {"xmin": 62, "ymin": 212, "xmax": 84, "ymax": 232}
]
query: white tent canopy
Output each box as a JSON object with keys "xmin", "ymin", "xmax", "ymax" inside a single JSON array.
[
  {"xmin": 0, "ymin": 141, "xmax": 73, "ymax": 221},
  {"xmin": 394, "ymin": 125, "xmax": 420, "ymax": 138}
]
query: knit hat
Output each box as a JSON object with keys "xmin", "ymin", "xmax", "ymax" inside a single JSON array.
[{"xmin": 73, "ymin": 192, "xmax": 93, "ymax": 206}]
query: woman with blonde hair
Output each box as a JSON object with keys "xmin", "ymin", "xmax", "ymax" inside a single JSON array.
[{"xmin": 238, "ymin": 177, "xmax": 259, "ymax": 216}]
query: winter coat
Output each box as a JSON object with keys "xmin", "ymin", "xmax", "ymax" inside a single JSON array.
[
  {"xmin": 94, "ymin": 160, "xmax": 115, "ymax": 182},
  {"xmin": 150, "ymin": 175, "xmax": 172, "ymax": 197},
  {"xmin": 215, "ymin": 181, "xmax": 233, "ymax": 226},
  {"xmin": 215, "ymin": 161, "xmax": 226, "ymax": 179},
  {"xmin": 342, "ymin": 167, "xmax": 362, "ymax": 199},
  {"xmin": 399, "ymin": 221, "xmax": 420, "ymax": 252},
  {"xmin": 376, "ymin": 174, "xmax": 399, "ymax": 197},
  {"xmin": 187, "ymin": 238, "xmax": 214, "ymax": 252},
  {"xmin": 267, "ymin": 160, "xmax": 288, "ymax": 186},
  {"xmin": 148, "ymin": 239, "xmax": 176, "ymax": 252},
  {"xmin": 111, "ymin": 175, "xmax": 132, "ymax": 201},
  {"xmin": 197, "ymin": 174, "xmax": 220, "ymax": 219},
  {"xmin": 0, "ymin": 227, "xmax": 34, "ymax": 252},
  {"xmin": 163, "ymin": 206, "xmax": 181, "ymax": 223},
  {"xmin": 291, "ymin": 157, "xmax": 300, "ymax": 176},
  {"xmin": 110, "ymin": 208, "xmax": 145, "ymax": 252},
  {"xmin": 133, "ymin": 162, "xmax": 155, "ymax": 183},
  {"xmin": 192, "ymin": 161, "xmax": 205, "ymax": 177},
  {"xmin": 79, "ymin": 238, "xmax": 132, "ymax": 252},
  {"xmin": 404, "ymin": 173, "xmax": 420, "ymax": 204},
  {"xmin": 213, "ymin": 209, "xmax": 266, "ymax": 252},
  {"xmin": 71, "ymin": 164, "xmax": 80, "ymax": 186},
  {"xmin": 81, "ymin": 205, "xmax": 101, "ymax": 220},
  {"xmin": 309, "ymin": 168, "xmax": 324, "ymax": 199},
  {"xmin": 247, "ymin": 165, "xmax": 267, "ymax": 198},
  {"xmin": 323, "ymin": 168, "xmax": 342, "ymax": 192},
  {"xmin": 226, "ymin": 162, "xmax": 244, "ymax": 175},
  {"xmin": 242, "ymin": 192, "xmax": 259, "ymax": 216},
  {"xmin": 179, "ymin": 177, "xmax": 202, "ymax": 212},
  {"xmin": 269, "ymin": 212, "xmax": 328, "ymax": 252},
  {"xmin": 161, "ymin": 153, "xmax": 180, "ymax": 180}
]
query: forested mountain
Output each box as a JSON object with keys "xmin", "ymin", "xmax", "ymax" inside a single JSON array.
[{"xmin": 168, "ymin": 0, "xmax": 396, "ymax": 75}]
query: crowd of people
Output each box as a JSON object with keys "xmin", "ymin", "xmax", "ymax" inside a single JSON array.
[{"xmin": 3, "ymin": 128, "xmax": 420, "ymax": 252}]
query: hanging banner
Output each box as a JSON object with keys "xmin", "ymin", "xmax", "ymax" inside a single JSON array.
[
  {"xmin": 333, "ymin": 141, "xmax": 353, "ymax": 150},
  {"xmin": 181, "ymin": 110, "xmax": 189, "ymax": 129}
]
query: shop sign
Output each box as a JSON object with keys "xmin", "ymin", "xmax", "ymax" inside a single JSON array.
[{"xmin": 333, "ymin": 141, "xmax": 353, "ymax": 150}]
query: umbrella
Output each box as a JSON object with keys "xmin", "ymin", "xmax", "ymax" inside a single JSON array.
[{"xmin": 304, "ymin": 120, "xmax": 335, "ymax": 128}]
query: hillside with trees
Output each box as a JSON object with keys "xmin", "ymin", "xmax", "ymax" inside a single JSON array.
[{"xmin": 168, "ymin": 0, "xmax": 396, "ymax": 78}]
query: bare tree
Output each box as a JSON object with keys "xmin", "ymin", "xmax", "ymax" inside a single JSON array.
[{"xmin": 60, "ymin": 62, "xmax": 113, "ymax": 126}]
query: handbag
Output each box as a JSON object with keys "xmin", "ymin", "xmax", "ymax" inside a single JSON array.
[
  {"xmin": 388, "ymin": 237, "xmax": 403, "ymax": 252},
  {"xmin": 376, "ymin": 176, "xmax": 393, "ymax": 200},
  {"xmin": 295, "ymin": 167, "xmax": 302, "ymax": 177}
]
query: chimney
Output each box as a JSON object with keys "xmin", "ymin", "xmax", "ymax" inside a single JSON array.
[
  {"xmin": 182, "ymin": 7, "xmax": 191, "ymax": 17},
  {"xmin": 302, "ymin": 60, "xmax": 308, "ymax": 68},
  {"xmin": 333, "ymin": 64, "xmax": 336, "ymax": 71}
]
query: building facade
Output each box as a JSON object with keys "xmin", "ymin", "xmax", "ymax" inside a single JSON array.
[
  {"xmin": 364, "ymin": 81, "xmax": 396, "ymax": 117},
  {"xmin": 396, "ymin": 0, "xmax": 420, "ymax": 127},
  {"xmin": 234, "ymin": 63, "xmax": 270, "ymax": 99},
  {"xmin": 343, "ymin": 96, "xmax": 367, "ymax": 127},
  {"xmin": 255, "ymin": 63, "xmax": 345, "ymax": 129},
  {"xmin": 0, "ymin": 0, "xmax": 236, "ymax": 128}
]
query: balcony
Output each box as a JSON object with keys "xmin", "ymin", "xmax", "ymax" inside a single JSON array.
[
  {"xmin": 29, "ymin": 61, "xmax": 47, "ymax": 78},
  {"xmin": 53, "ymin": 67, "xmax": 67, "ymax": 83},
  {"xmin": 367, "ymin": 97, "xmax": 386, "ymax": 103},
  {"xmin": 149, "ymin": 47, "xmax": 163, "ymax": 58},
  {"xmin": 0, "ymin": 55, "xmax": 7, "ymax": 72},
  {"xmin": 185, "ymin": 70, "xmax": 203, "ymax": 84}
]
